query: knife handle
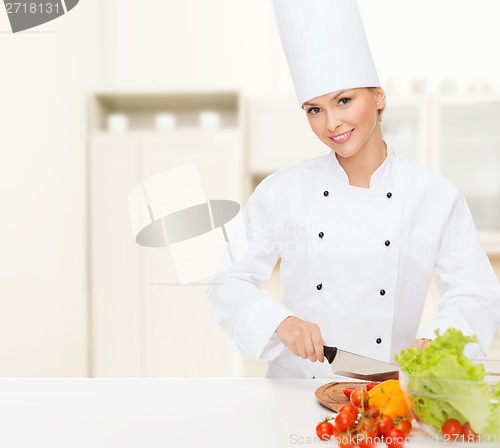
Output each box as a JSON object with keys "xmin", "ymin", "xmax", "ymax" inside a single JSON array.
[{"xmin": 323, "ymin": 345, "xmax": 338, "ymax": 364}]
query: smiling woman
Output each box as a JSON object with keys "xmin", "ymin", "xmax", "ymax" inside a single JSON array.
[
  {"xmin": 302, "ymin": 87, "xmax": 386, "ymax": 184},
  {"xmin": 205, "ymin": 0, "xmax": 500, "ymax": 379}
]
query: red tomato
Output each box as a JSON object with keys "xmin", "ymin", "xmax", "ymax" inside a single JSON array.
[
  {"xmin": 393, "ymin": 418, "xmax": 412, "ymax": 437},
  {"xmin": 385, "ymin": 428, "xmax": 405, "ymax": 448},
  {"xmin": 357, "ymin": 429, "xmax": 378, "ymax": 448},
  {"xmin": 343, "ymin": 387, "xmax": 355, "ymax": 398},
  {"xmin": 335, "ymin": 411, "xmax": 357, "ymax": 432},
  {"xmin": 350, "ymin": 387, "xmax": 369, "ymax": 408},
  {"xmin": 338, "ymin": 433, "xmax": 356, "ymax": 448},
  {"xmin": 442, "ymin": 418, "xmax": 463, "ymax": 442},
  {"xmin": 338, "ymin": 403, "xmax": 359, "ymax": 418},
  {"xmin": 364, "ymin": 406, "xmax": 380, "ymax": 420},
  {"xmin": 332, "ymin": 426, "xmax": 341, "ymax": 438},
  {"xmin": 361, "ymin": 418, "xmax": 379, "ymax": 436},
  {"xmin": 366, "ymin": 382, "xmax": 380, "ymax": 392},
  {"xmin": 463, "ymin": 422, "xmax": 478, "ymax": 442},
  {"xmin": 315, "ymin": 421, "xmax": 335, "ymax": 441},
  {"xmin": 376, "ymin": 414, "xmax": 394, "ymax": 436}
]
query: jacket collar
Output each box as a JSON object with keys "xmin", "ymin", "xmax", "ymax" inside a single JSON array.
[{"xmin": 328, "ymin": 144, "xmax": 396, "ymax": 189}]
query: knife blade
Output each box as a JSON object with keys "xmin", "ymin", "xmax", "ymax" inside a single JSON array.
[{"xmin": 324, "ymin": 346, "xmax": 399, "ymax": 381}]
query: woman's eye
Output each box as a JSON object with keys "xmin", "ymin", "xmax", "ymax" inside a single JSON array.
[
  {"xmin": 307, "ymin": 107, "xmax": 321, "ymax": 115},
  {"xmin": 338, "ymin": 97, "xmax": 351, "ymax": 106}
]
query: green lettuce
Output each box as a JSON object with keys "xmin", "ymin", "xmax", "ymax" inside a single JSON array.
[{"xmin": 395, "ymin": 328, "xmax": 499, "ymax": 436}]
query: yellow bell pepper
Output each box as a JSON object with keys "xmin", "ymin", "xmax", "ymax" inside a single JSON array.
[{"xmin": 367, "ymin": 380, "xmax": 413, "ymax": 421}]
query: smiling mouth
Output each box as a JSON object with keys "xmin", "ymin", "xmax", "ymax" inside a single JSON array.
[{"xmin": 329, "ymin": 129, "xmax": 353, "ymax": 143}]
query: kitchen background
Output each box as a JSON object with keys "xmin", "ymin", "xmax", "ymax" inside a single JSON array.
[{"xmin": 1, "ymin": 0, "xmax": 500, "ymax": 377}]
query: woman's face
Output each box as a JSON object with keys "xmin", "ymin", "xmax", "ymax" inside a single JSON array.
[{"xmin": 302, "ymin": 87, "xmax": 386, "ymax": 158}]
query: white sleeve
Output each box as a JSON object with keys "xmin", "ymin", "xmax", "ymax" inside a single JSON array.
[
  {"xmin": 420, "ymin": 189, "xmax": 500, "ymax": 357},
  {"xmin": 205, "ymin": 178, "xmax": 295, "ymax": 361}
]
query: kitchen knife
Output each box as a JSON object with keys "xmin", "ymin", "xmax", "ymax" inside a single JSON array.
[{"xmin": 324, "ymin": 346, "xmax": 399, "ymax": 381}]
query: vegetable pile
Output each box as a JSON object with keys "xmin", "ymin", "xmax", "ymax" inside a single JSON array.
[
  {"xmin": 316, "ymin": 381, "xmax": 413, "ymax": 447},
  {"xmin": 395, "ymin": 328, "xmax": 500, "ymax": 439}
]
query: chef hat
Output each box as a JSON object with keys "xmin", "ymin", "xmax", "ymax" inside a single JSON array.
[{"xmin": 270, "ymin": 0, "xmax": 380, "ymax": 106}]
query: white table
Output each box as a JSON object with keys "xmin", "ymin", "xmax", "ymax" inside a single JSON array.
[{"xmin": 0, "ymin": 379, "xmax": 443, "ymax": 448}]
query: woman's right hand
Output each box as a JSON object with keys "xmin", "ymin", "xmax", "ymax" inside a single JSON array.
[{"xmin": 275, "ymin": 316, "xmax": 326, "ymax": 362}]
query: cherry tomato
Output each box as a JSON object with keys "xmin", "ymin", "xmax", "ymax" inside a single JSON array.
[
  {"xmin": 364, "ymin": 406, "xmax": 380, "ymax": 420},
  {"xmin": 463, "ymin": 422, "xmax": 478, "ymax": 442},
  {"xmin": 332, "ymin": 425, "xmax": 341, "ymax": 438},
  {"xmin": 365, "ymin": 382, "xmax": 380, "ymax": 392},
  {"xmin": 315, "ymin": 421, "xmax": 335, "ymax": 441},
  {"xmin": 385, "ymin": 428, "xmax": 405, "ymax": 448},
  {"xmin": 393, "ymin": 418, "xmax": 412, "ymax": 437},
  {"xmin": 343, "ymin": 387, "xmax": 355, "ymax": 398},
  {"xmin": 338, "ymin": 403, "xmax": 359, "ymax": 418},
  {"xmin": 357, "ymin": 429, "xmax": 378, "ymax": 448},
  {"xmin": 361, "ymin": 418, "xmax": 379, "ymax": 436},
  {"xmin": 376, "ymin": 414, "xmax": 394, "ymax": 436},
  {"xmin": 337, "ymin": 432, "xmax": 356, "ymax": 448},
  {"xmin": 335, "ymin": 411, "xmax": 357, "ymax": 432},
  {"xmin": 350, "ymin": 387, "xmax": 369, "ymax": 408},
  {"xmin": 442, "ymin": 418, "xmax": 463, "ymax": 442}
]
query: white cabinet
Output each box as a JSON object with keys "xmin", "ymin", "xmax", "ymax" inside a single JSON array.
[
  {"xmin": 140, "ymin": 131, "xmax": 242, "ymax": 377},
  {"xmin": 381, "ymin": 96, "xmax": 429, "ymax": 166},
  {"xmin": 90, "ymin": 134, "xmax": 143, "ymax": 376},
  {"xmin": 89, "ymin": 92, "xmax": 245, "ymax": 377},
  {"xmin": 382, "ymin": 93, "xmax": 500, "ymax": 253},
  {"xmin": 431, "ymin": 95, "xmax": 500, "ymax": 252}
]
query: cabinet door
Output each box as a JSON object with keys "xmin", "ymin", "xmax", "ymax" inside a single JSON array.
[
  {"xmin": 90, "ymin": 133, "xmax": 143, "ymax": 376},
  {"xmin": 437, "ymin": 100, "xmax": 500, "ymax": 231},
  {"xmin": 380, "ymin": 98, "xmax": 428, "ymax": 166},
  {"xmin": 140, "ymin": 131, "xmax": 242, "ymax": 377}
]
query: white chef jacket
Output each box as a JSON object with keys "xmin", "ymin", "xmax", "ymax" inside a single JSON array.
[{"xmin": 206, "ymin": 147, "xmax": 500, "ymax": 378}]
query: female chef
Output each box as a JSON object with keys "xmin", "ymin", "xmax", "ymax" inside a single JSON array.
[{"xmin": 206, "ymin": 0, "xmax": 500, "ymax": 378}]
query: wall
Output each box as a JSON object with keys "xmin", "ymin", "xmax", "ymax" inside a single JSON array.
[{"xmin": 0, "ymin": 1, "xmax": 101, "ymax": 375}]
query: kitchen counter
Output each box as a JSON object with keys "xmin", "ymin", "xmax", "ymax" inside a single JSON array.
[{"xmin": 0, "ymin": 378, "xmax": 448, "ymax": 448}]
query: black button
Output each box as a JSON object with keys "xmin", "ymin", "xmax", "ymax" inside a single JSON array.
[
  {"xmin": 316, "ymin": 283, "xmax": 322, "ymax": 290},
  {"xmin": 386, "ymin": 192, "xmax": 392, "ymax": 198},
  {"xmin": 380, "ymin": 289, "xmax": 386, "ymax": 296},
  {"xmin": 318, "ymin": 232, "xmax": 324, "ymax": 239},
  {"xmin": 323, "ymin": 190, "xmax": 329, "ymax": 197},
  {"xmin": 385, "ymin": 240, "xmax": 390, "ymax": 246},
  {"xmin": 376, "ymin": 338, "xmax": 382, "ymax": 344}
]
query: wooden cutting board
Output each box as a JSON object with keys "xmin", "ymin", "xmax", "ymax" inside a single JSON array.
[{"xmin": 315, "ymin": 382, "xmax": 366, "ymax": 412}]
